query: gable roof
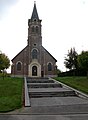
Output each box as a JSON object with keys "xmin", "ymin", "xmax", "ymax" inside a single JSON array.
[
  {"xmin": 11, "ymin": 45, "xmax": 57, "ymax": 62},
  {"xmin": 11, "ymin": 46, "xmax": 28, "ymax": 62},
  {"xmin": 42, "ymin": 46, "xmax": 57, "ymax": 62}
]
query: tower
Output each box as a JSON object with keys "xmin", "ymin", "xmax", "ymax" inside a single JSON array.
[{"xmin": 28, "ymin": 2, "xmax": 42, "ymax": 77}]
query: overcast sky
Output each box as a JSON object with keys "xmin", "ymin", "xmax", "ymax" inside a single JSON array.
[{"xmin": 0, "ymin": 0, "xmax": 88, "ymax": 72}]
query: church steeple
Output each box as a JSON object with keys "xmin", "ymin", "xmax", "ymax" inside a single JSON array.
[
  {"xmin": 28, "ymin": 2, "xmax": 42, "ymax": 46},
  {"xmin": 31, "ymin": 1, "xmax": 39, "ymax": 20}
]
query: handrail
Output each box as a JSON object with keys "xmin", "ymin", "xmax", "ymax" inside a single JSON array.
[
  {"xmin": 51, "ymin": 78, "xmax": 88, "ymax": 100},
  {"xmin": 24, "ymin": 77, "xmax": 30, "ymax": 107}
]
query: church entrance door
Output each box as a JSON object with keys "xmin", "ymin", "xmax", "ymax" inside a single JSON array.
[
  {"xmin": 29, "ymin": 62, "xmax": 41, "ymax": 77},
  {"xmin": 32, "ymin": 66, "xmax": 37, "ymax": 76}
]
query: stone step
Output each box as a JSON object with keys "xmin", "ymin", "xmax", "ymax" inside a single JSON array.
[
  {"xmin": 27, "ymin": 77, "xmax": 49, "ymax": 82},
  {"xmin": 27, "ymin": 79, "xmax": 54, "ymax": 83},
  {"xmin": 29, "ymin": 91, "xmax": 76, "ymax": 98},
  {"xmin": 29, "ymin": 90, "xmax": 76, "ymax": 98},
  {"xmin": 27, "ymin": 77, "xmax": 49, "ymax": 80},
  {"xmin": 27, "ymin": 83, "xmax": 62, "ymax": 88}
]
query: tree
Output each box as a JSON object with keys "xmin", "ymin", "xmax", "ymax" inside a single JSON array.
[
  {"xmin": 0, "ymin": 52, "xmax": 10, "ymax": 78},
  {"xmin": 78, "ymin": 51, "xmax": 88, "ymax": 77},
  {"xmin": 57, "ymin": 68, "xmax": 62, "ymax": 74},
  {"xmin": 64, "ymin": 48, "xmax": 78, "ymax": 70}
]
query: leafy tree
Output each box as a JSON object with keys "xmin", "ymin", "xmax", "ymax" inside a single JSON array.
[
  {"xmin": 78, "ymin": 51, "xmax": 88, "ymax": 77},
  {"xmin": 57, "ymin": 68, "xmax": 62, "ymax": 74},
  {"xmin": 0, "ymin": 52, "xmax": 10, "ymax": 78},
  {"xmin": 64, "ymin": 48, "xmax": 78, "ymax": 70}
]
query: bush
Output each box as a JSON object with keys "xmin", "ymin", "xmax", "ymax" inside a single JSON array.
[
  {"xmin": 58, "ymin": 69, "xmax": 86, "ymax": 77},
  {"xmin": 0, "ymin": 72, "xmax": 11, "ymax": 77}
]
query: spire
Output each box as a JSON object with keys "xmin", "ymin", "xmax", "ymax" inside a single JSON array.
[{"xmin": 31, "ymin": 1, "xmax": 39, "ymax": 20}]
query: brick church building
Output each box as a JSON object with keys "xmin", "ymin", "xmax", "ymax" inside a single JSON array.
[{"xmin": 11, "ymin": 2, "xmax": 57, "ymax": 77}]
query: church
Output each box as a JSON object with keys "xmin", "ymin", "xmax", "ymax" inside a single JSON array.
[{"xmin": 11, "ymin": 2, "xmax": 57, "ymax": 77}]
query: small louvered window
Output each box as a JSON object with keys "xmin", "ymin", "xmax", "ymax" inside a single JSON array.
[
  {"xmin": 36, "ymin": 26, "xmax": 38, "ymax": 33},
  {"xmin": 32, "ymin": 26, "xmax": 34, "ymax": 32}
]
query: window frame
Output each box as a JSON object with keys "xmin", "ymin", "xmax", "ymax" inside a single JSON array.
[
  {"xmin": 48, "ymin": 62, "xmax": 52, "ymax": 71},
  {"xmin": 36, "ymin": 26, "xmax": 39, "ymax": 33},
  {"xmin": 32, "ymin": 26, "xmax": 35, "ymax": 33},
  {"xmin": 32, "ymin": 49, "xmax": 38, "ymax": 59},
  {"xmin": 16, "ymin": 61, "xmax": 22, "ymax": 71}
]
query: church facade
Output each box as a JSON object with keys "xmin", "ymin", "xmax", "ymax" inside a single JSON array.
[{"xmin": 11, "ymin": 3, "xmax": 57, "ymax": 77}]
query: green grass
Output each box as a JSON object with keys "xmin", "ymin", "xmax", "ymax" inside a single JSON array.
[
  {"xmin": 55, "ymin": 76, "xmax": 88, "ymax": 95},
  {"xmin": 0, "ymin": 77, "xmax": 23, "ymax": 112}
]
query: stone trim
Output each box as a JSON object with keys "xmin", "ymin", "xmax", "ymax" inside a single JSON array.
[{"xmin": 28, "ymin": 60, "xmax": 41, "ymax": 77}]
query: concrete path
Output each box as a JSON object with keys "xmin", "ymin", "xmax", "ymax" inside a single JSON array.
[{"xmin": 0, "ymin": 114, "xmax": 88, "ymax": 120}]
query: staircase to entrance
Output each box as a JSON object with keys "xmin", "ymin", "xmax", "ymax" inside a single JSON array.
[{"xmin": 23, "ymin": 77, "xmax": 88, "ymax": 116}]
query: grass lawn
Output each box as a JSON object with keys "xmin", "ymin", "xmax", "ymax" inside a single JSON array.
[
  {"xmin": 55, "ymin": 76, "xmax": 88, "ymax": 95},
  {"xmin": 0, "ymin": 77, "xmax": 23, "ymax": 112}
]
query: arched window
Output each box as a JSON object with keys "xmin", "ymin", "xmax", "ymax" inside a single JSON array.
[
  {"xmin": 32, "ymin": 26, "xmax": 34, "ymax": 32},
  {"xmin": 32, "ymin": 49, "xmax": 38, "ymax": 59},
  {"xmin": 48, "ymin": 63, "xmax": 52, "ymax": 71},
  {"xmin": 17, "ymin": 62, "xmax": 21, "ymax": 71},
  {"xmin": 36, "ymin": 26, "xmax": 39, "ymax": 33}
]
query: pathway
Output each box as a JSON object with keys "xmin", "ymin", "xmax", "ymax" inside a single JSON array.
[{"xmin": 0, "ymin": 77, "xmax": 88, "ymax": 120}]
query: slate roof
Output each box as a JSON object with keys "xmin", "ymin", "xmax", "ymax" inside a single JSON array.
[
  {"xmin": 11, "ymin": 45, "xmax": 57, "ymax": 62},
  {"xmin": 11, "ymin": 46, "xmax": 27, "ymax": 62},
  {"xmin": 31, "ymin": 2, "xmax": 39, "ymax": 20},
  {"xmin": 42, "ymin": 46, "xmax": 57, "ymax": 62}
]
